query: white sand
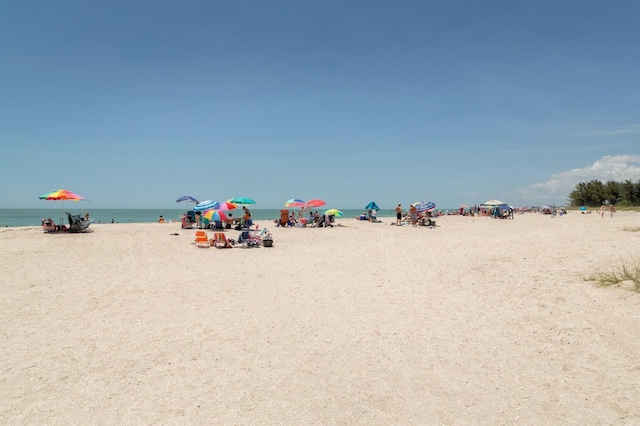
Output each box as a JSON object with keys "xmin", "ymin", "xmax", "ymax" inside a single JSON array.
[{"xmin": 1, "ymin": 212, "xmax": 639, "ymax": 424}]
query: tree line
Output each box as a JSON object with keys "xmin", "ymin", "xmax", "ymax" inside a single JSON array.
[{"xmin": 567, "ymin": 180, "xmax": 640, "ymax": 207}]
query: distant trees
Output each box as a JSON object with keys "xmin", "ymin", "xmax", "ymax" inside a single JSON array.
[{"xmin": 568, "ymin": 180, "xmax": 640, "ymax": 206}]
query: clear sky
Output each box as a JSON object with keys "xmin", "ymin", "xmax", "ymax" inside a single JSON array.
[{"xmin": 2, "ymin": 0, "xmax": 639, "ymax": 209}]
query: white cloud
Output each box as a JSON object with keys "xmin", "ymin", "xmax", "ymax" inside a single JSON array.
[{"xmin": 513, "ymin": 155, "xmax": 640, "ymax": 205}]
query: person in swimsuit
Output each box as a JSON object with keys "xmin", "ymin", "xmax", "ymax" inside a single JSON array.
[{"xmin": 395, "ymin": 204, "xmax": 402, "ymax": 225}]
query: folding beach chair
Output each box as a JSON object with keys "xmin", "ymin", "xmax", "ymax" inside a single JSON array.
[
  {"xmin": 212, "ymin": 232, "xmax": 233, "ymax": 248},
  {"xmin": 194, "ymin": 230, "xmax": 211, "ymax": 248}
]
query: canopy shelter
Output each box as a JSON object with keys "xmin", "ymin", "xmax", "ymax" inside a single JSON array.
[
  {"xmin": 365, "ymin": 201, "xmax": 380, "ymax": 211},
  {"xmin": 481, "ymin": 199, "xmax": 507, "ymax": 207}
]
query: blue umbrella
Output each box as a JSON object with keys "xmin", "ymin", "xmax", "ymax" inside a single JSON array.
[
  {"xmin": 414, "ymin": 201, "xmax": 436, "ymax": 212},
  {"xmin": 176, "ymin": 195, "xmax": 199, "ymax": 203},
  {"xmin": 365, "ymin": 201, "xmax": 380, "ymax": 211},
  {"xmin": 194, "ymin": 200, "xmax": 219, "ymax": 211}
]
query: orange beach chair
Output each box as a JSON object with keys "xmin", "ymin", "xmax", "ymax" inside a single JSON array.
[
  {"xmin": 212, "ymin": 232, "xmax": 233, "ymax": 248},
  {"xmin": 194, "ymin": 230, "xmax": 210, "ymax": 248}
]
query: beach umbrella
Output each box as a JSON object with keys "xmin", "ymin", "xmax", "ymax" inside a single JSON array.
[
  {"xmin": 194, "ymin": 200, "xmax": 219, "ymax": 211},
  {"xmin": 227, "ymin": 197, "xmax": 256, "ymax": 205},
  {"xmin": 414, "ymin": 201, "xmax": 436, "ymax": 212},
  {"xmin": 212, "ymin": 201, "xmax": 237, "ymax": 211},
  {"xmin": 579, "ymin": 206, "xmax": 587, "ymax": 211},
  {"xmin": 176, "ymin": 195, "xmax": 199, "ymax": 203},
  {"xmin": 39, "ymin": 189, "xmax": 89, "ymax": 225},
  {"xmin": 324, "ymin": 209, "xmax": 343, "ymax": 217},
  {"xmin": 365, "ymin": 201, "xmax": 380, "ymax": 211},
  {"xmin": 306, "ymin": 199, "xmax": 326, "ymax": 208},
  {"xmin": 203, "ymin": 209, "xmax": 228, "ymax": 222},
  {"xmin": 481, "ymin": 199, "xmax": 506, "ymax": 207},
  {"xmin": 285, "ymin": 198, "xmax": 306, "ymax": 208}
]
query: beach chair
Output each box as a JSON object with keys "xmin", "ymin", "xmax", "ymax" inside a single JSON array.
[
  {"xmin": 42, "ymin": 218, "xmax": 57, "ymax": 233},
  {"xmin": 237, "ymin": 229, "xmax": 263, "ymax": 247},
  {"xmin": 212, "ymin": 232, "xmax": 233, "ymax": 248},
  {"xmin": 279, "ymin": 209, "xmax": 289, "ymax": 227},
  {"xmin": 66, "ymin": 212, "xmax": 91, "ymax": 233},
  {"xmin": 180, "ymin": 215, "xmax": 194, "ymax": 229},
  {"xmin": 194, "ymin": 230, "xmax": 211, "ymax": 248}
]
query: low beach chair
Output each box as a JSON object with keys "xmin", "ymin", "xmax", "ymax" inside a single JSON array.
[
  {"xmin": 66, "ymin": 212, "xmax": 91, "ymax": 233},
  {"xmin": 237, "ymin": 230, "xmax": 263, "ymax": 247},
  {"xmin": 180, "ymin": 215, "xmax": 194, "ymax": 229},
  {"xmin": 42, "ymin": 218, "xmax": 57, "ymax": 233},
  {"xmin": 212, "ymin": 232, "xmax": 233, "ymax": 248},
  {"xmin": 194, "ymin": 230, "xmax": 211, "ymax": 248}
]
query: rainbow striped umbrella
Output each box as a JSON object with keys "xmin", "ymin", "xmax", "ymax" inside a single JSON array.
[
  {"xmin": 285, "ymin": 198, "xmax": 306, "ymax": 208},
  {"xmin": 39, "ymin": 189, "xmax": 89, "ymax": 225},
  {"xmin": 203, "ymin": 209, "xmax": 228, "ymax": 222},
  {"xmin": 211, "ymin": 201, "xmax": 237, "ymax": 211},
  {"xmin": 324, "ymin": 209, "xmax": 343, "ymax": 217},
  {"xmin": 39, "ymin": 189, "xmax": 87, "ymax": 201}
]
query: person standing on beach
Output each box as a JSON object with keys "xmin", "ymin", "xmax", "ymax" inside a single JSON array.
[
  {"xmin": 395, "ymin": 204, "xmax": 402, "ymax": 225},
  {"xmin": 610, "ymin": 205, "xmax": 616, "ymax": 218},
  {"xmin": 600, "ymin": 204, "xmax": 606, "ymax": 218}
]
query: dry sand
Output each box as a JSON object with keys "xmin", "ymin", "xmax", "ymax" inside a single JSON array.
[{"xmin": 1, "ymin": 212, "xmax": 639, "ymax": 425}]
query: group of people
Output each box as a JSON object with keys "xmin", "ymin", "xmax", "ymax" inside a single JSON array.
[
  {"xmin": 179, "ymin": 206, "xmax": 254, "ymax": 229},
  {"xmin": 277, "ymin": 210, "xmax": 334, "ymax": 227},
  {"xmin": 42, "ymin": 213, "xmax": 91, "ymax": 232},
  {"xmin": 357, "ymin": 209, "xmax": 378, "ymax": 222},
  {"xmin": 600, "ymin": 204, "xmax": 616, "ymax": 218},
  {"xmin": 394, "ymin": 203, "xmax": 436, "ymax": 227}
]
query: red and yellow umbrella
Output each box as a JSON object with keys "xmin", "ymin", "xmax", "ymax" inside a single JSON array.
[
  {"xmin": 39, "ymin": 189, "xmax": 89, "ymax": 225},
  {"xmin": 39, "ymin": 189, "xmax": 88, "ymax": 201}
]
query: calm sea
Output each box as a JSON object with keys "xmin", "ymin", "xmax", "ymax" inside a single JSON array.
[{"xmin": 0, "ymin": 208, "xmax": 404, "ymax": 227}]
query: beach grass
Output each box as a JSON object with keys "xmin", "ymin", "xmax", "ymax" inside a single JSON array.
[
  {"xmin": 585, "ymin": 259, "xmax": 640, "ymax": 293},
  {"xmin": 623, "ymin": 226, "xmax": 640, "ymax": 232}
]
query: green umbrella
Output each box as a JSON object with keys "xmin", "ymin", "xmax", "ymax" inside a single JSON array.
[{"xmin": 227, "ymin": 197, "xmax": 256, "ymax": 205}]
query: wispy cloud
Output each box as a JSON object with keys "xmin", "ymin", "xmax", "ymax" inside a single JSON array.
[{"xmin": 513, "ymin": 155, "xmax": 640, "ymax": 205}]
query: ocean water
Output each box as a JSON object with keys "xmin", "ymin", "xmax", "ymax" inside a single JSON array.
[{"xmin": 0, "ymin": 208, "xmax": 401, "ymax": 228}]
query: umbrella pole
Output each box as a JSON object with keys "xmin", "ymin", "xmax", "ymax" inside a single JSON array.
[{"xmin": 60, "ymin": 200, "xmax": 64, "ymax": 228}]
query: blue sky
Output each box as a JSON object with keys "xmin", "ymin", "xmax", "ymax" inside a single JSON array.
[{"xmin": 2, "ymin": 0, "xmax": 639, "ymax": 209}]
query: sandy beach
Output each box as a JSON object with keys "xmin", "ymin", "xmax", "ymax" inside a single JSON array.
[{"xmin": 1, "ymin": 212, "xmax": 639, "ymax": 425}]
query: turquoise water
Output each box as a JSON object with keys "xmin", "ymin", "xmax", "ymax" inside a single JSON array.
[{"xmin": 0, "ymin": 208, "xmax": 401, "ymax": 227}]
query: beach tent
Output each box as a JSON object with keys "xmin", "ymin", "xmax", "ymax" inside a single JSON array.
[{"xmin": 365, "ymin": 201, "xmax": 380, "ymax": 211}]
